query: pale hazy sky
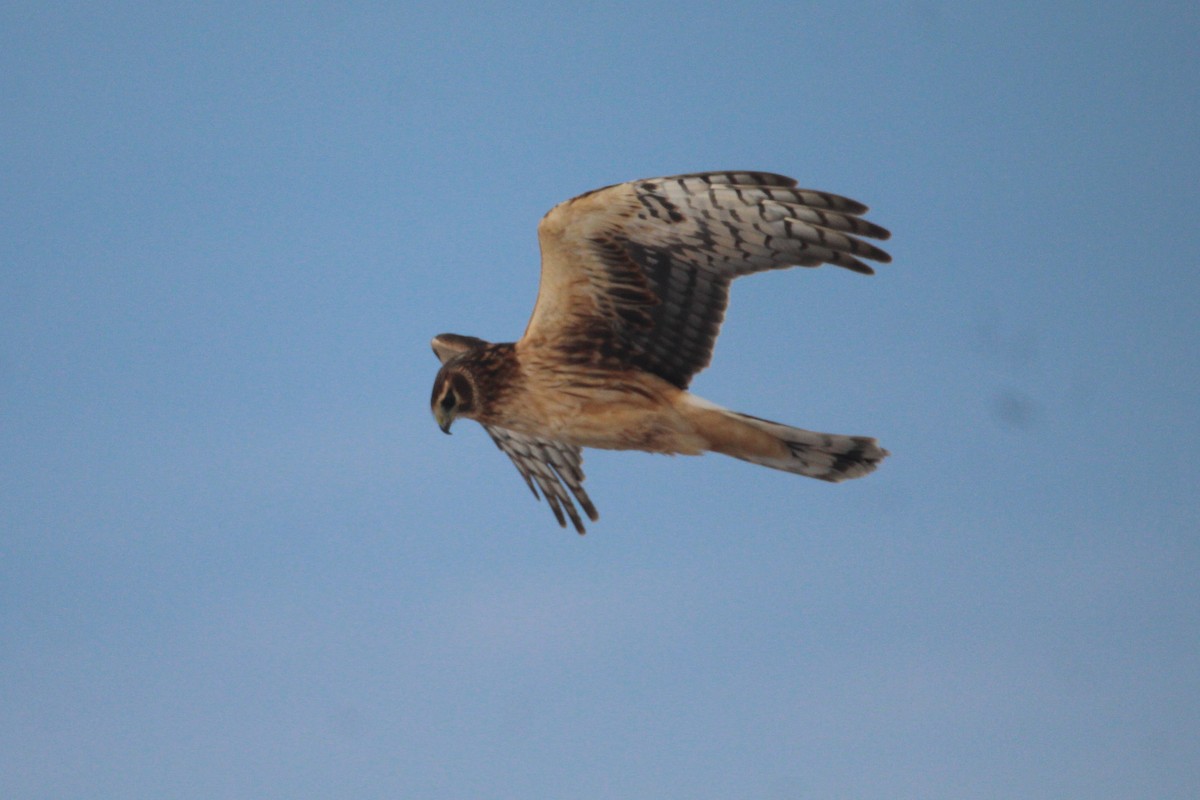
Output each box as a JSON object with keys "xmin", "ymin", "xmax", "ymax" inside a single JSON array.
[{"xmin": 3, "ymin": 3, "xmax": 1198, "ymax": 798}]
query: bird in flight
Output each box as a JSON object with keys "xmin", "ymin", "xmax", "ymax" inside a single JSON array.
[{"xmin": 430, "ymin": 171, "xmax": 891, "ymax": 533}]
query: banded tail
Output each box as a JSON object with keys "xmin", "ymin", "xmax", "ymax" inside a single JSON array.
[
  {"xmin": 684, "ymin": 397, "xmax": 888, "ymax": 482},
  {"xmin": 729, "ymin": 412, "xmax": 888, "ymax": 481}
]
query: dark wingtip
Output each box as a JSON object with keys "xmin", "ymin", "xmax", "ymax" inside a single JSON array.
[
  {"xmin": 544, "ymin": 495, "xmax": 567, "ymax": 529},
  {"xmin": 841, "ymin": 258, "xmax": 876, "ymax": 275}
]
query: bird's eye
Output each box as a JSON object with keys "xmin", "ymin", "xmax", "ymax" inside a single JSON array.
[{"xmin": 440, "ymin": 391, "xmax": 456, "ymax": 410}]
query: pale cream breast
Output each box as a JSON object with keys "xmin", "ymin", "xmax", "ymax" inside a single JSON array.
[{"xmin": 492, "ymin": 351, "xmax": 709, "ymax": 455}]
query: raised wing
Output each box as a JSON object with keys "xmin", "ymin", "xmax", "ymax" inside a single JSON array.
[
  {"xmin": 484, "ymin": 425, "xmax": 599, "ymax": 534},
  {"xmin": 522, "ymin": 171, "xmax": 891, "ymax": 389}
]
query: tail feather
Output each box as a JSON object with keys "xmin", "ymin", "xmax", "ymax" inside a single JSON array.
[{"xmin": 720, "ymin": 411, "xmax": 888, "ymax": 482}]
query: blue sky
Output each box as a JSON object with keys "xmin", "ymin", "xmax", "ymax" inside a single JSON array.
[{"xmin": 2, "ymin": 2, "xmax": 1198, "ymax": 798}]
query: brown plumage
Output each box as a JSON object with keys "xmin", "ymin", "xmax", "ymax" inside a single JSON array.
[{"xmin": 430, "ymin": 171, "xmax": 892, "ymax": 533}]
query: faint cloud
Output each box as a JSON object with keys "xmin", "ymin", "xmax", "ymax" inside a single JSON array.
[
  {"xmin": 970, "ymin": 306, "xmax": 1047, "ymax": 431},
  {"xmin": 971, "ymin": 308, "xmax": 1041, "ymax": 370},
  {"xmin": 991, "ymin": 387, "xmax": 1041, "ymax": 430}
]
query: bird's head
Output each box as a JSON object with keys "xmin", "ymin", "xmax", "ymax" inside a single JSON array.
[{"xmin": 430, "ymin": 362, "xmax": 478, "ymax": 434}]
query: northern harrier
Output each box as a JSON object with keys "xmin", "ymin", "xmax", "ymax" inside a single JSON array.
[{"xmin": 430, "ymin": 171, "xmax": 890, "ymax": 533}]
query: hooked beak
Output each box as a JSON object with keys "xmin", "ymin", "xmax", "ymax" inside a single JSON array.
[{"xmin": 434, "ymin": 406, "xmax": 454, "ymax": 435}]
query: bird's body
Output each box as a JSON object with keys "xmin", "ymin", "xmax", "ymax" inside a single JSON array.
[{"xmin": 430, "ymin": 171, "xmax": 892, "ymax": 532}]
